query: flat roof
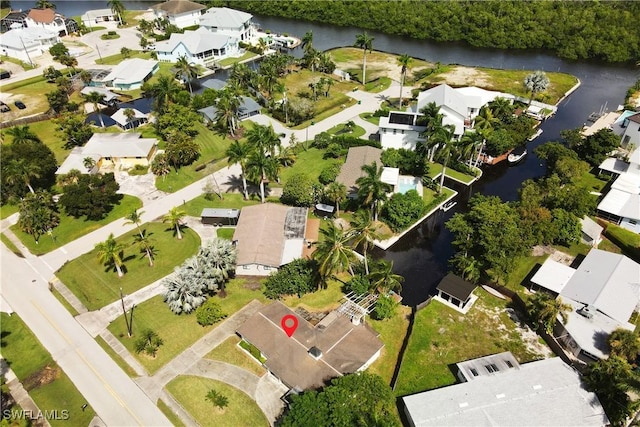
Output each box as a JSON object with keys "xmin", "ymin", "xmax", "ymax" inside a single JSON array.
[
  {"xmin": 403, "ymin": 357, "xmax": 608, "ymax": 426},
  {"xmin": 530, "ymin": 259, "xmax": 576, "ymax": 295},
  {"xmin": 200, "ymin": 208, "xmax": 239, "ymax": 218},
  {"xmin": 236, "ymin": 302, "xmax": 383, "ymax": 390}
]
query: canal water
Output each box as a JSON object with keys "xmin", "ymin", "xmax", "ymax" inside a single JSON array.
[{"xmin": 25, "ymin": 1, "xmax": 639, "ymax": 305}]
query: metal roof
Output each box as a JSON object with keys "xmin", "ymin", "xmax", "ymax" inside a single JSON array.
[
  {"xmin": 530, "ymin": 259, "xmax": 576, "ymax": 295},
  {"xmin": 200, "ymin": 208, "xmax": 239, "ymax": 218},
  {"xmin": 200, "ymin": 7, "xmax": 252, "ymax": 29},
  {"xmin": 455, "ymin": 351, "xmax": 520, "ymax": 382},
  {"xmin": 403, "ymin": 357, "xmax": 608, "ymax": 426}
]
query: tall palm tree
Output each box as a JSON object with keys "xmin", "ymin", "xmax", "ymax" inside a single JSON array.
[
  {"xmin": 245, "ymin": 150, "xmax": 279, "ymax": 203},
  {"xmin": 397, "ymin": 53, "xmax": 413, "ymax": 107},
  {"xmin": 417, "ymin": 102, "xmax": 444, "ymax": 161},
  {"xmin": 175, "ymin": 55, "xmax": 198, "ymax": 94},
  {"xmin": 95, "ymin": 233, "xmax": 126, "ymax": 278},
  {"xmin": 124, "ymin": 209, "xmax": 145, "ymax": 237},
  {"xmin": 215, "ymin": 89, "xmax": 241, "ymax": 137},
  {"xmin": 84, "ymin": 91, "xmax": 106, "ymax": 127},
  {"xmin": 134, "ymin": 229, "xmax": 155, "ymax": 267},
  {"xmin": 246, "ymin": 123, "xmax": 281, "ymax": 158},
  {"xmin": 6, "ymin": 125, "xmax": 41, "ymax": 144},
  {"xmin": 313, "ymin": 221, "xmax": 356, "ymax": 281},
  {"xmin": 123, "ymin": 108, "xmax": 136, "ymax": 129},
  {"xmin": 148, "ymin": 75, "xmax": 181, "ymax": 114},
  {"xmin": 473, "ymin": 106, "xmax": 500, "ymax": 135},
  {"xmin": 163, "ymin": 207, "xmax": 186, "ymax": 240},
  {"xmin": 349, "ymin": 209, "xmax": 381, "ymax": 275},
  {"xmin": 355, "ymin": 31, "xmax": 374, "ymax": 85},
  {"xmin": 430, "ymin": 124, "xmax": 457, "ymax": 193},
  {"xmin": 108, "ymin": 0, "xmax": 126, "ymax": 25},
  {"xmin": 325, "ymin": 181, "xmax": 347, "ymax": 216},
  {"xmin": 457, "ymin": 130, "xmax": 484, "ymax": 166},
  {"xmin": 488, "ymin": 96, "xmax": 513, "ymax": 121},
  {"xmin": 608, "ymin": 328, "xmax": 640, "ymax": 363},
  {"xmin": 528, "ymin": 292, "xmax": 572, "ymax": 334},
  {"xmin": 226, "ymin": 140, "xmax": 251, "ymax": 199},
  {"xmin": 368, "ymin": 259, "xmax": 404, "ymax": 294},
  {"xmin": 356, "ymin": 162, "xmax": 390, "ymax": 221},
  {"xmin": 301, "ymin": 31, "xmax": 313, "ymax": 54},
  {"xmin": 5, "ymin": 158, "xmax": 40, "ymax": 194}
]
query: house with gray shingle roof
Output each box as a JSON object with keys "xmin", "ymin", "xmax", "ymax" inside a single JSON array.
[
  {"xmin": 200, "ymin": 7, "xmax": 255, "ymax": 42},
  {"xmin": 151, "ymin": 0, "xmax": 206, "ymax": 29},
  {"xmin": 155, "ymin": 27, "xmax": 239, "ymax": 67}
]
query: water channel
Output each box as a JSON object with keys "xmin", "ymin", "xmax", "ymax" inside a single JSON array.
[{"xmin": 27, "ymin": 1, "xmax": 640, "ymax": 305}]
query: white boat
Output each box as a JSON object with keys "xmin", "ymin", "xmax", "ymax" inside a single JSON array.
[
  {"xmin": 441, "ymin": 201, "xmax": 457, "ymax": 212},
  {"xmin": 527, "ymin": 128, "xmax": 543, "ymax": 141},
  {"xmin": 508, "ymin": 146, "xmax": 527, "ymax": 164}
]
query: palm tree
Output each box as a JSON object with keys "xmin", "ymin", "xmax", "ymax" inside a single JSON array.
[
  {"xmin": 397, "ymin": 53, "xmax": 413, "ymax": 107},
  {"xmin": 147, "ymin": 75, "xmax": 181, "ymax": 114},
  {"xmin": 430, "ymin": 124, "xmax": 457, "ymax": 193},
  {"xmin": 355, "ymin": 31, "xmax": 374, "ymax": 85},
  {"xmin": 349, "ymin": 209, "xmax": 381, "ymax": 275},
  {"xmin": 325, "ymin": 181, "xmax": 347, "ymax": 216},
  {"xmin": 457, "ymin": 131, "xmax": 484, "ymax": 166},
  {"xmin": 134, "ymin": 229, "xmax": 155, "ymax": 267},
  {"xmin": 528, "ymin": 292, "xmax": 572, "ymax": 334},
  {"xmin": 6, "ymin": 125, "xmax": 41, "ymax": 144},
  {"xmin": 245, "ymin": 150, "xmax": 279, "ymax": 203},
  {"xmin": 4, "ymin": 158, "xmax": 40, "ymax": 194},
  {"xmin": 215, "ymin": 90, "xmax": 241, "ymax": 137},
  {"xmin": 95, "ymin": 233, "xmax": 126, "ymax": 278},
  {"xmin": 488, "ymin": 96, "xmax": 514, "ymax": 121},
  {"xmin": 84, "ymin": 91, "xmax": 106, "ymax": 127},
  {"xmin": 175, "ymin": 55, "xmax": 198, "ymax": 94},
  {"xmin": 301, "ymin": 31, "xmax": 313, "ymax": 54},
  {"xmin": 417, "ymin": 102, "xmax": 444, "ymax": 161},
  {"xmin": 368, "ymin": 259, "xmax": 404, "ymax": 294},
  {"xmin": 123, "ymin": 108, "xmax": 136, "ymax": 129},
  {"xmin": 163, "ymin": 207, "xmax": 186, "ymax": 240},
  {"xmin": 277, "ymin": 145, "xmax": 296, "ymax": 167},
  {"xmin": 83, "ymin": 157, "xmax": 96, "ymax": 171},
  {"xmin": 124, "ymin": 209, "xmax": 145, "ymax": 237},
  {"xmin": 524, "ymin": 70, "xmax": 550, "ymax": 106},
  {"xmin": 608, "ymin": 328, "xmax": 640, "ymax": 363},
  {"xmin": 473, "ymin": 106, "xmax": 500, "ymax": 135},
  {"xmin": 108, "ymin": 0, "xmax": 126, "ymax": 25},
  {"xmin": 226, "ymin": 140, "xmax": 251, "ymax": 199},
  {"xmin": 356, "ymin": 162, "xmax": 390, "ymax": 221},
  {"xmin": 313, "ymin": 221, "xmax": 356, "ymax": 281},
  {"xmin": 246, "ymin": 123, "xmax": 281, "ymax": 158}
]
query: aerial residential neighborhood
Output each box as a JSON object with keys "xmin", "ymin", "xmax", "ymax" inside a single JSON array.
[{"xmin": 1, "ymin": 1, "xmax": 640, "ymax": 426}]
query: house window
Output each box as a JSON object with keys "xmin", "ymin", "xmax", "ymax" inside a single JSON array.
[
  {"xmin": 485, "ymin": 364, "xmax": 499, "ymax": 373},
  {"xmin": 505, "ymin": 360, "xmax": 514, "ymax": 368},
  {"xmin": 470, "ymin": 368, "xmax": 478, "ymax": 377},
  {"xmin": 629, "ymin": 219, "xmax": 638, "ymax": 225},
  {"xmin": 264, "ymin": 266, "xmax": 271, "ymax": 270},
  {"xmin": 242, "ymin": 265, "xmax": 249, "ymax": 270}
]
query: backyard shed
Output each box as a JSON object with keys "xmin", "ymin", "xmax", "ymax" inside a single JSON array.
[
  {"xmin": 200, "ymin": 208, "xmax": 239, "ymax": 226},
  {"xmin": 435, "ymin": 273, "xmax": 477, "ymax": 313}
]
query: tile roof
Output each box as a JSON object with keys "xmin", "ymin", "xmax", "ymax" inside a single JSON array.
[
  {"xmin": 336, "ymin": 146, "xmax": 382, "ymax": 193},
  {"xmin": 151, "ymin": 0, "xmax": 205, "ymax": 15},
  {"xmin": 27, "ymin": 8, "xmax": 55, "ymax": 23}
]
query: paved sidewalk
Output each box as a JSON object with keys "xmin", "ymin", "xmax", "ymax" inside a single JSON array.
[{"xmin": 0, "ymin": 360, "xmax": 52, "ymax": 427}]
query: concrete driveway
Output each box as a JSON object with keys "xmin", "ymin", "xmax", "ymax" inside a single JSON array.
[{"xmin": 77, "ymin": 27, "xmax": 143, "ymax": 66}]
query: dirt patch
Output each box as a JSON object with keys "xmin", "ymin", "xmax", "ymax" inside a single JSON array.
[
  {"xmin": 531, "ymin": 245, "xmax": 575, "ymax": 265},
  {"xmin": 240, "ymin": 276, "xmax": 264, "ymax": 291},
  {"xmin": 330, "ymin": 48, "xmax": 432, "ymax": 83},
  {"xmin": 435, "ymin": 66, "xmax": 491, "ymax": 87},
  {"xmin": 23, "ymin": 364, "xmax": 59, "ymax": 391}
]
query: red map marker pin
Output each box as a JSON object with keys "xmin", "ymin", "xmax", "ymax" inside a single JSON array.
[{"xmin": 281, "ymin": 314, "xmax": 298, "ymax": 337}]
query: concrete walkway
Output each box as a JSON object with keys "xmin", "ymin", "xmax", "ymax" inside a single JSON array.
[{"xmin": 0, "ymin": 360, "xmax": 53, "ymax": 427}]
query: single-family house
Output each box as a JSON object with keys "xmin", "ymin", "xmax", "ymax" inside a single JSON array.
[
  {"xmin": 402, "ymin": 357, "xmax": 608, "ymax": 426},
  {"xmin": 597, "ymin": 161, "xmax": 640, "ymax": 233},
  {"xmin": 80, "ymin": 87, "xmax": 120, "ymax": 105},
  {"xmin": 151, "ymin": 0, "xmax": 206, "ymax": 29},
  {"xmin": 199, "ymin": 7, "xmax": 255, "ymax": 42},
  {"xmin": 580, "ymin": 216, "xmax": 604, "ymax": 247},
  {"xmin": 378, "ymin": 111, "xmax": 426, "ymax": 150},
  {"xmin": 434, "ymin": 273, "xmax": 478, "ymax": 314},
  {"xmin": 0, "ymin": 27, "xmax": 59, "ymax": 62},
  {"xmin": 110, "ymin": 107, "xmax": 149, "ymax": 130},
  {"xmin": 92, "ymin": 59, "xmax": 159, "ymax": 90},
  {"xmin": 232, "ymin": 204, "xmax": 308, "ymax": 276},
  {"xmin": 236, "ymin": 301, "xmax": 383, "ymax": 390},
  {"xmin": 530, "ymin": 249, "xmax": 640, "ymax": 361},
  {"xmin": 81, "ymin": 9, "xmax": 118, "ymax": 27},
  {"xmin": 25, "ymin": 8, "xmax": 69, "ymax": 36},
  {"xmin": 56, "ymin": 133, "xmax": 158, "ymax": 175},
  {"xmin": 155, "ymin": 27, "xmax": 239, "ymax": 67},
  {"xmin": 336, "ymin": 146, "xmax": 383, "ymax": 196},
  {"xmin": 620, "ymin": 113, "xmax": 640, "ymax": 149},
  {"xmin": 197, "ymin": 96, "xmax": 261, "ymax": 123}
]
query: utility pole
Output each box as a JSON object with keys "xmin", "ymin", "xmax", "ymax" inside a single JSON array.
[{"xmin": 120, "ymin": 288, "xmax": 134, "ymax": 337}]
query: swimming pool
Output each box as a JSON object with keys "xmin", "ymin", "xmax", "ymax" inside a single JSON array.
[{"xmin": 398, "ymin": 177, "xmax": 418, "ymax": 194}]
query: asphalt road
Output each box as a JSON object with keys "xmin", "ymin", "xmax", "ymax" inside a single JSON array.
[{"xmin": 0, "ymin": 245, "xmax": 171, "ymax": 427}]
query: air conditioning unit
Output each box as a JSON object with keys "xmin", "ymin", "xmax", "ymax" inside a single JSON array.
[{"xmin": 578, "ymin": 305, "xmax": 596, "ymax": 319}]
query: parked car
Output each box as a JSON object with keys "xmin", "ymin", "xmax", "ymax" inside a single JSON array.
[
  {"xmin": 14, "ymin": 100, "xmax": 26, "ymax": 109},
  {"xmin": 0, "ymin": 101, "xmax": 10, "ymax": 113},
  {"xmin": 0, "ymin": 70, "xmax": 11, "ymax": 80}
]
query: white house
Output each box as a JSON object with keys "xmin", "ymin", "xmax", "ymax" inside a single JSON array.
[
  {"xmin": 199, "ymin": 7, "xmax": 255, "ymax": 42},
  {"xmin": 155, "ymin": 27, "xmax": 239, "ymax": 67},
  {"xmin": 110, "ymin": 107, "xmax": 149, "ymax": 130},
  {"xmin": 402, "ymin": 357, "xmax": 608, "ymax": 427},
  {"xmin": 92, "ymin": 58, "xmax": 159, "ymax": 90},
  {"xmin": 151, "ymin": 0, "xmax": 206, "ymax": 29},
  {"xmin": 81, "ymin": 9, "xmax": 118, "ymax": 27},
  {"xmin": 597, "ymin": 147, "xmax": 640, "ymax": 233},
  {"xmin": 0, "ymin": 27, "xmax": 59, "ymax": 63},
  {"xmin": 530, "ymin": 249, "xmax": 640, "ymax": 362},
  {"xmin": 56, "ymin": 133, "xmax": 158, "ymax": 175},
  {"xmin": 25, "ymin": 8, "xmax": 68, "ymax": 36},
  {"xmin": 378, "ymin": 111, "xmax": 425, "ymax": 150},
  {"xmin": 232, "ymin": 204, "xmax": 308, "ymax": 276},
  {"xmin": 620, "ymin": 112, "xmax": 640, "ymax": 149}
]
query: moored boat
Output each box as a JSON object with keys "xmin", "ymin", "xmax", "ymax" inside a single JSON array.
[
  {"xmin": 527, "ymin": 128, "xmax": 543, "ymax": 141},
  {"xmin": 508, "ymin": 146, "xmax": 527, "ymax": 164}
]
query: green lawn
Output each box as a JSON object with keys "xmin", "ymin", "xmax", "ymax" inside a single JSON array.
[
  {"xmin": 108, "ymin": 278, "xmax": 268, "ymax": 373},
  {"xmin": 55, "ymin": 222, "xmax": 200, "ymax": 311},
  {"xmin": 166, "ymin": 376, "xmax": 268, "ymax": 427},
  {"xmin": 95, "ymin": 336, "xmax": 139, "ymax": 377},
  {"xmin": 217, "ymin": 51, "xmax": 258, "ymax": 67},
  {"xmin": 394, "ymin": 290, "xmax": 548, "ymax": 396},
  {"xmin": 1, "ymin": 119, "xmax": 71, "ymax": 164},
  {"xmin": 0, "ymin": 203, "xmax": 19, "ymax": 219},
  {"xmin": 0, "ymin": 313, "xmax": 96, "ymax": 426},
  {"xmin": 578, "ymin": 171, "xmax": 610, "ymax": 192},
  {"xmin": 364, "ymin": 76, "xmax": 392, "ymax": 93},
  {"xmin": 182, "ymin": 193, "xmax": 262, "ymax": 217},
  {"xmin": 205, "ymin": 336, "xmax": 267, "ymax": 377},
  {"xmin": 157, "ymin": 399, "xmax": 186, "ymax": 427},
  {"xmin": 604, "ymin": 222, "xmax": 640, "ymax": 262},
  {"xmin": 156, "ymin": 123, "xmax": 233, "ymax": 193},
  {"xmin": 0, "ymin": 74, "xmax": 57, "ymax": 116},
  {"xmin": 368, "ymin": 305, "xmax": 411, "ymax": 384},
  {"xmin": 279, "ymin": 147, "xmax": 341, "ymax": 184},
  {"xmin": 359, "ymin": 112, "xmax": 380, "ymax": 126},
  {"xmin": 217, "ymin": 228, "xmax": 235, "ymax": 240},
  {"xmin": 326, "ymin": 122, "xmax": 366, "ymax": 138},
  {"xmin": 282, "ymin": 277, "xmax": 345, "ymax": 312},
  {"xmin": 95, "ymin": 50, "xmax": 152, "ymax": 65},
  {"xmin": 11, "ymin": 195, "xmax": 143, "ymax": 255},
  {"xmin": 428, "ymin": 163, "xmax": 478, "ymax": 184}
]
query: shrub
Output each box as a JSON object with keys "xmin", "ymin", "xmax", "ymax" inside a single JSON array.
[
  {"xmin": 205, "ymin": 389, "xmax": 229, "ymax": 410},
  {"xmin": 239, "ymin": 340, "xmax": 266, "ymax": 363},
  {"xmin": 312, "ymin": 132, "xmax": 332, "ymax": 149},
  {"xmin": 324, "ymin": 143, "xmax": 344, "ymax": 159},
  {"xmin": 195, "ymin": 299, "xmax": 227, "ymax": 326},
  {"xmin": 381, "ymin": 190, "xmax": 425, "ymax": 232},
  {"xmin": 134, "ymin": 329, "xmax": 164, "ymax": 357},
  {"xmin": 346, "ymin": 274, "xmax": 370, "ymax": 295},
  {"xmin": 263, "ymin": 258, "xmax": 319, "ymax": 299},
  {"xmin": 128, "ymin": 164, "xmax": 148, "ymax": 176},
  {"xmin": 281, "ymin": 173, "xmax": 317, "ymax": 207},
  {"xmin": 372, "ymin": 107, "xmax": 390, "ymax": 117},
  {"xmin": 373, "ymin": 294, "xmax": 398, "ymax": 320},
  {"xmin": 319, "ymin": 163, "xmax": 341, "ymax": 185}
]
